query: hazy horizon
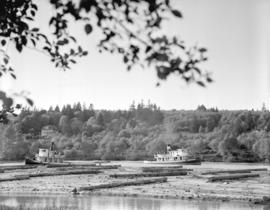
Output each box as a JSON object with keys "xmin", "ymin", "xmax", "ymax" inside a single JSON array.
[{"xmin": 1, "ymin": 0, "xmax": 269, "ymax": 111}]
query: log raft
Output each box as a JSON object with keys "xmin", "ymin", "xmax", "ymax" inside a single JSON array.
[
  {"xmin": 78, "ymin": 177, "xmax": 167, "ymax": 191},
  {"xmin": 0, "ymin": 165, "xmax": 37, "ymax": 171},
  {"xmin": 202, "ymin": 168, "xmax": 268, "ymax": 175},
  {"xmin": 46, "ymin": 163, "xmax": 113, "ymax": 168},
  {"xmin": 141, "ymin": 166, "xmax": 183, "ymax": 170},
  {"xmin": 55, "ymin": 165, "xmax": 120, "ymax": 171},
  {"xmin": 208, "ymin": 173, "xmax": 260, "ymax": 182},
  {"xmin": 29, "ymin": 169, "xmax": 101, "ymax": 178},
  {"xmin": 141, "ymin": 168, "xmax": 192, "ymax": 173},
  {"xmin": 0, "ymin": 175, "xmax": 30, "ymax": 182},
  {"xmin": 110, "ymin": 171, "xmax": 188, "ymax": 178},
  {"xmin": 0, "ymin": 170, "xmax": 101, "ymax": 182}
]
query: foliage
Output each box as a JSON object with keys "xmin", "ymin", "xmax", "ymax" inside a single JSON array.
[
  {"xmin": 0, "ymin": 102, "xmax": 269, "ymax": 162},
  {"xmin": 0, "ymin": 0, "xmax": 212, "ymax": 124}
]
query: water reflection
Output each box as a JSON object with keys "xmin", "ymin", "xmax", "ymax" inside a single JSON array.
[{"xmin": 0, "ymin": 194, "xmax": 265, "ymax": 210}]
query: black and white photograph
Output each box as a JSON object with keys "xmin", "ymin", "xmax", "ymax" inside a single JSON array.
[{"xmin": 0, "ymin": 0, "xmax": 269, "ymax": 209}]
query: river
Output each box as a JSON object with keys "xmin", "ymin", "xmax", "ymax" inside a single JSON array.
[{"xmin": 0, "ymin": 194, "xmax": 268, "ymax": 210}]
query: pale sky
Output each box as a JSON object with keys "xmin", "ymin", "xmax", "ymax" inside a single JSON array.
[{"xmin": 0, "ymin": 0, "xmax": 269, "ymax": 110}]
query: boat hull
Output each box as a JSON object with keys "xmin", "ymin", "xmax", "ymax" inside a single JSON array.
[
  {"xmin": 144, "ymin": 159, "xmax": 201, "ymax": 165},
  {"xmin": 25, "ymin": 157, "xmax": 45, "ymax": 165},
  {"xmin": 25, "ymin": 158, "xmax": 70, "ymax": 166}
]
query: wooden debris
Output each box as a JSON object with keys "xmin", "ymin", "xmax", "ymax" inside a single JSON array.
[
  {"xmin": 48, "ymin": 164, "xmax": 120, "ymax": 169},
  {"xmin": 202, "ymin": 168, "xmax": 268, "ymax": 175},
  {"xmin": 56, "ymin": 165, "xmax": 120, "ymax": 171},
  {"xmin": 110, "ymin": 171, "xmax": 187, "ymax": 178},
  {"xmin": 29, "ymin": 169, "xmax": 101, "ymax": 178},
  {"xmin": 87, "ymin": 165, "xmax": 120, "ymax": 169},
  {"xmin": 0, "ymin": 170, "xmax": 101, "ymax": 182},
  {"xmin": 45, "ymin": 163, "xmax": 73, "ymax": 168},
  {"xmin": 208, "ymin": 173, "xmax": 260, "ymax": 182},
  {"xmin": 142, "ymin": 167, "xmax": 192, "ymax": 173},
  {"xmin": 14, "ymin": 175, "xmax": 30, "ymax": 179},
  {"xmin": 93, "ymin": 160, "xmax": 111, "ymax": 165},
  {"xmin": 78, "ymin": 177, "xmax": 167, "ymax": 191},
  {"xmin": 141, "ymin": 166, "xmax": 183, "ymax": 170},
  {"xmin": 0, "ymin": 176, "xmax": 30, "ymax": 182},
  {"xmin": 0, "ymin": 165, "xmax": 37, "ymax": 171}
]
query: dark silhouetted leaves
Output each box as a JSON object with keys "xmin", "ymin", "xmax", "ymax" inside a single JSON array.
[
  {"xmin": 32, "ymin": 28, "xmax": 39, "ymax": 32},
  {"xmin": 196, "ymin": 81, "xmax": 205, "ymax": 87},
  {"xmin": 0, "ymin": 0, "xmax": 212, "ymax": 124},
  {"xmin": 1, "ymin": 40, "xmax": 6, "ymax": 46},
  {"xmin": 15, "ymin": 104, "xmax": 22, "ymax": 109},
  {"xmin": 199, "ymin": 48, "xmax": 207, "ymax": 53},
  {"xmin": 3, "ymin": 58, "xmax": 8, "ymax": 65},
  {"xmin": 82, "ymin": 51, "xmax": 88, "ymax": 56},
  {"xmin": 26, "ymin": 98, "xmax": 34, "ymax": 106},
  {"xmin": 171, "ymin": 10, "xmax": 182, "ymax": 18},
  {"xmin": 207, "ymin": 77, "xmax": 213, "ymax": 83},
  {"xmin": 145, "ymin": 46, "xmax": 152, "ymax": 53},
  {"xmin": 84, "ymin": 24, "xmax": 92, "ymax": 34},
  {"xmin": 123, "ymin": 56, "xmax": 128, "ymax": 63},
  {"xmin": 10, "ymin": 73, "xmax": 16, "ymax": 79}
]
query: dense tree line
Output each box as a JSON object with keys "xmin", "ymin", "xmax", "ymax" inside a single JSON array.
[{"xmin": 0, "ymin": 103, "xmax": 269, "ymax": 162}]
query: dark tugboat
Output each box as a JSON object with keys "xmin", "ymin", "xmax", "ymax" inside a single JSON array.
[{"xmin": 25, "ymin": 142, "xmax": 64, "ymax": 165}]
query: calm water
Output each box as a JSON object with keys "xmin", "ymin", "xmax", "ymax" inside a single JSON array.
[{"xmin": 0, "ymin": 194, "xmax": 268, "ymax": 210}]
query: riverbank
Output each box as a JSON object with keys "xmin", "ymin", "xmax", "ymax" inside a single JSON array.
[{"xmin": 0, "ymin": 161, "xmax": 269, "ymax": 204}]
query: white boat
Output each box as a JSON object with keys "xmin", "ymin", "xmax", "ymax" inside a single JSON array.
[{"xmin": 145, "ymin": 145, "xmax": 201, "ymax": 165}]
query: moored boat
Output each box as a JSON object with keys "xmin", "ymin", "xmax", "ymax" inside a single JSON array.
[
  {"xmin": 144, "ymin": 145, "xmax": 201, "ymax": 165},
  {"xmin": 25, "ymin": 142, "xmax": 65, "ymax": 165}
]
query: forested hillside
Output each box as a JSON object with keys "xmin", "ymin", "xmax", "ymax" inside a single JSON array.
[{"xmin": 0, "ymin": 103, "xmax": 269, "ymax": 162}]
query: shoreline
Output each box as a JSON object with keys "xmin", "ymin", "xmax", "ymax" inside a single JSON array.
[
  {"xmin": 0, "ymin": 187, "xmax": 267, "ymax": 206},
  {"xmin": 0, "ymin": 189, "xmax": 265, "ymax": 204}
]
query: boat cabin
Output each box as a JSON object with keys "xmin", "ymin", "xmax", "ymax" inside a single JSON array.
[
  {"xmin": 154, "ymin": 148, "xmax": 191, "ymax": 162},
  {"xmin": 35, "ymin": 148, "xmax": 63, "ymax": 163}
]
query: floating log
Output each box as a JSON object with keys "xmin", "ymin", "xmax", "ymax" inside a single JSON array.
[
  {"xmin": 110, "ymin": 171, "xmax": 187, "ymax": 178},
  {"xmin": 93, "ymin": 160, "xmax": 111, "ymax": 165},
  {"xmin": 14, "ymin": 175, "xmax": 30, "ymax": 179},
  {"xmin": 0, "ymin": 170, "xmax": 101, "ymax": 182},
  {"xmin": 88, "ymin": 165, "xmax": 120, "ymax": 169},
  {"xmin": 55, "ymin": 165, "xmax": 120, "ymax": 171},
  {"xmin": 141, "ymin": 166, "xmax": 183, "ymax": 170},
  {"xmin": 29, "ymin": 169, "xmax": 101, "ymax": 178},
  {"xmin": 142, "ymin": 168, "xmax": 192, "ymax": 173},
  {"xmin": 47, "ymin": 164, "xmax": 94, "ymax": 168},
  {"xmin": 249, "ymin": 168, "xmax": 268, "ymax": 171},
  {"xmin": 208, "ymin": 173, "xmax": 260, "ymax": 182},
  {"xmin": 73, "ymin": 165, "xmax": 120, "ymax": 169},
  {"xmin": 45, "ymin": 163, "xmax": 72, "ymax": 168},
  {"xmin": 47, "ymin": 164, "xmax": 120, "ymax": 168},
  {"xmin": 78, "ymin": 177, "xmax": 167, "ymax": 191},
  {"xmin": 0, "ymin": 165, "xmax": 37, "ymax": 171},
  {"xmin": 0, "ymin": 176, "xmax": 30, "ymax": 182},
  {"xmin": 202, "ymin": 168, "xmax": 268, "ymax": 175}
]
